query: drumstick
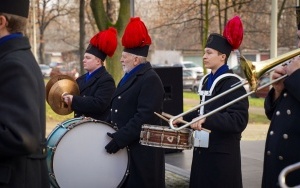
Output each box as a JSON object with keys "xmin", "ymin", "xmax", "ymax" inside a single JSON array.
[
  {"xmin": 154, "ymin": 112, "xmax": 170, "ymax": 122},
  {"xmin": 161, "ymin": 112, "xmax": 211, "ymax": 133}
]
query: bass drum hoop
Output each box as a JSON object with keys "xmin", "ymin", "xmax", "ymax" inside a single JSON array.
[{"xmin": 47, "ymin": 117, "xmax": 129, "ymax": 188}]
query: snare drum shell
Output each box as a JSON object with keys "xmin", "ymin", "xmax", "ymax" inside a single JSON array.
[{"xmin": 140, "ymin": 125, "xmax": 193, "ymax": 150}]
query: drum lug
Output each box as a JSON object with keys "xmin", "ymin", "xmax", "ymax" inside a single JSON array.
[
  {"xmin": 49, "ymin": 173, "xmax": 56, "ymax": 179},
  {"xmin": 48, "ymin": 146, "xmax": 56, "ymax": 152},
  {"xmin": 66, "ymin": 124, "xmax": 75, "ymax": 130}
]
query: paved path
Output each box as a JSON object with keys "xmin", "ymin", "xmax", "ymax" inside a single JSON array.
[{"xmin": 165, "ymin": 140, "xmax": 266, "ymax": 188}]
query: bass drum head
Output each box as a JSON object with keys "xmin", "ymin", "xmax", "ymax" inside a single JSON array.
[{"xmin": 52, "ymin": 120, "xmax": 128, "ymax": 188}]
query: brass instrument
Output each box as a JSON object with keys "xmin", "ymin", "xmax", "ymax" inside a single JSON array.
[
  {"xmin": 168, "ymin": 48, "xmax": 300, "ymax": 131},
  {"xmin": 46, "ymin": 75, "xmax": 79, "ymax": 115},
  {"xmin": 278, "ymin": 161, "xmax": 300, "ymax": 188}
]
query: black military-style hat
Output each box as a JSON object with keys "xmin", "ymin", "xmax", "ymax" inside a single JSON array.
[
  {"xmin": 0, "ymin": 0, "xmax": 30, "ymax": 18},
  {"xmin": 205, "ymin": 16, "xmax": 243, "ymax": 58},
  {"xmin": 205, "ymin": 33, "xmax": 232, "ymax": 58}
]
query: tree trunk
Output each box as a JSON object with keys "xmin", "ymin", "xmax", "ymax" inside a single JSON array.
[
  {"xmin": 79, "ymin": 0, "xmax": 86, "ymax": 75},
  {"xmin": 90, "ymin": 0, "xmax": 131, "ymax": 83},
  {"xmin": 38, "ymin": 31, "xmax": 45, "ymax": 65}
]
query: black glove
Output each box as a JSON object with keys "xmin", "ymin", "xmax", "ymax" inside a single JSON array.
[
  {"xmin": 107, "ymin": 132, "xmax": 114, "ymax": 138},
  {"xmin": 105, "ymin": 132, "xmax": 120, "ymax": 154}
]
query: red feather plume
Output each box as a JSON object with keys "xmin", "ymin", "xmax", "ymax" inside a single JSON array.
[
  {"xmin": 223, "ymin": 16, "xmax": 243, "ymax": 50},
  {"xmin": 90, "ymin": 27, "xmax": 118, "ymax": 57},
  {"xmin": 122, "ymin": 17, "xmax": 152, "ymax": 48}
]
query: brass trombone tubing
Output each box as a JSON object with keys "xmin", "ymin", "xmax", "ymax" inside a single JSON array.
[
  {"xmin": 168, "ymin": 74, "xmax": 287, "ymax": 131},
  {"xmin": 278, "ymin": 161, "xmax": 300, "ymax": 188},
  {"xmin": 168, "ymin": 48, "xmax": 300, "ymax": 131}
]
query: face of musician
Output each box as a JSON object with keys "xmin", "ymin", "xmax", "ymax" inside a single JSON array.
[
  {"xmin": 120, "ymin": 52, "xmax": 139, "ymax": 73},
  {"xmin": 203, "ymin": 47, "xmax": 227, "ymax": 74},
  {"xmin": 83, "ymin": 53, "xmax": 102, "ymax": 73}
]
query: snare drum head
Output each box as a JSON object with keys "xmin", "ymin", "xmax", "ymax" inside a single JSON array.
[{"xmin": 50, "ymin": 120, "xmax": 128, "ymax": 188}]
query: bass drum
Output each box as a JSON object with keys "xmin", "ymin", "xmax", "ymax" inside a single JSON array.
[{"xmin": 47, "ymin": 117, "xmax": 129, "ymax": 188}]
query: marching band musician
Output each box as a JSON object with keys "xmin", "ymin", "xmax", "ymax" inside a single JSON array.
[
  {"xmin": 174, "ymin": 16, "xmax": 249, "ymax": 188},
  {"xmin": 104, "ymin": 17, "xmax": 166, "ymax": 188},
  {"xmin": 261, "ymin": 7, "xmax": 300, "ymax": 187},
  {"xmin": 0, "ymin": 1, "xmax": 50, "ymax": 187},
  {"xmin": 62, "ymin": 27, "xmax": 117, "ymax": 121}
]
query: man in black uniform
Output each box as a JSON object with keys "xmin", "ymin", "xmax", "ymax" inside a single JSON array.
[
  {"xmin": 62, "ymin": 27, "xmax": 117, "ymax": 120},
  {"xmin": 0, "ymin": 1, "xmax": 49, "ymax": 187},
  {"xmin": 261, "ymin": 7, "xmax": 300, "ymax": 187},
  {"xmin": 105, "ymin": 17, "xmax": 166, "ymax": 188}
]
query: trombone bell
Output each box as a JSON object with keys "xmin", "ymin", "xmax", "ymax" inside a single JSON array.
[{"xmin": 240, "ymin": 48, "xmax": 300, "ymax": 91}]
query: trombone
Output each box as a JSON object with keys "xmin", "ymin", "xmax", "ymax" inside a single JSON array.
[
  {"xmin": 278, "ymin": 161, "xmax": 300, "ymax": 188},
  {"xmin": 168, "ymin": 48, "xmax": 300, "ymax": 131}
]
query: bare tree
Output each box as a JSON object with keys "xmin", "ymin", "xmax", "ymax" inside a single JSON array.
[
  {"xmin": 36, "ymin": 0, "xmax": 76, "ymax": 64},
  {"xmin": 79, "ymin": 0, "xmax": 85, "ymax": 75},
  {"xmin": 38, "ymin": 0, "xmax": 298, "ymax": 73},
  {"xmin": 90, "ymin": 0, "xmax": 131, "ymax": 82}
]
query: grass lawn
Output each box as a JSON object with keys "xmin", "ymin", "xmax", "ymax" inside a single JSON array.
[
  {"xmin": 46, "ymin": 90, "xmax": 267, "ymax": 124},
  {"xmin": 183, "ymin": 91, "xmax": 264, "ymax": 107},
  {"xmin": 183, "ymin": 91, "xmax": 269, "ymax": 124}
]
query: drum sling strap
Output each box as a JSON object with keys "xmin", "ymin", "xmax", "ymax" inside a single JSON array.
[{"xmin": 194, "ymin": 73, "xmax": 243, "ymax": 148}]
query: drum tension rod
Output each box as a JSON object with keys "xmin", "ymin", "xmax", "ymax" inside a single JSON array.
[
  {"xmin": 161, "ymin": 129, "xmax": 165, "ymax": 147},
  {"xmin": 176, "ymin": 132, "xmax": 181, "ymax": 147},
  {"xmin": 146, "ymin": 128, "xmax": 150, "ymax": 144}
]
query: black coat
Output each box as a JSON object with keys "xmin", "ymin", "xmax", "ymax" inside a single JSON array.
[
  {"xmin": 262, "ymin": 69, "xmax": 300, "ymax": 187},
  {"xmin": 71, "ymin": 66, "xmax": 116, "ymax": 120},
  {"xmin": 107, "ymin": 62, "xmax": 166, "ymax": 188},
  {"xmin": 185, "ymin": 71, "xmax": 249, "ymax": 188},
  {"xmin": 0, "ymin": 37, "xmax": 49, "ymax": 187}
]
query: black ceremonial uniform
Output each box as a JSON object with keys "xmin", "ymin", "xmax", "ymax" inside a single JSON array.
[
  {"xmin": 71, "ymin": 66, "xmax": 116, "ymax": 120},
  {"xmin": 107, "ymin": 62, "xmax": 165, "ymax": 188},
  {"xmin": 262, "ymin": 69, "xmax": 300, "ymax": 187},
  {"xmin": 0, "ymin": 36, "xmax": 49, "ymax": 188},
  {"xmin": 185, "ymin": 70, "xmax": 249, "ymax": 188}
]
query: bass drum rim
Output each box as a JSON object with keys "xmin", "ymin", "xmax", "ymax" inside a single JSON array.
[{"xmin": 47, "ymin": 117, "xmax": 130, "ymax": 188}]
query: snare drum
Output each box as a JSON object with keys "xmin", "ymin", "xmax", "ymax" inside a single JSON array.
[
  {"xmin": 47, "ymin": 117, "xmax": 129, "ymax": 188},
  {"xmin": 140, "ymin": 124, "xmax": 193, "ymax": 150}
]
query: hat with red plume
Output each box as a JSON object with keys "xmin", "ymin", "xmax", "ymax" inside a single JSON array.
[
  {"xmin": 86, "ymin": 27, "xmax": 118, "ymax": 61},
  {"xmin": 205, "ymin": 16, "xmax": 243, "ymax": 58},
  {"xmin": 122, "ymin": 17, "xmax": 152, "ymax": 57}
]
